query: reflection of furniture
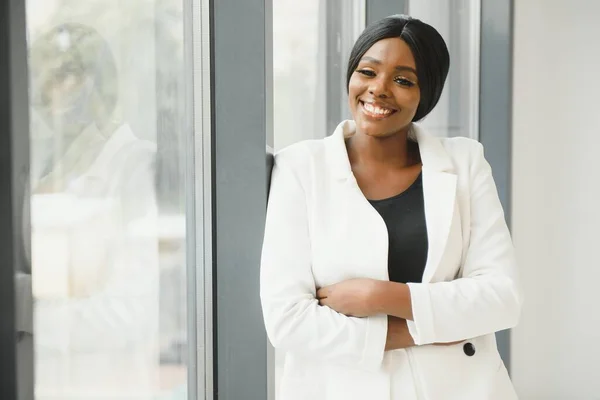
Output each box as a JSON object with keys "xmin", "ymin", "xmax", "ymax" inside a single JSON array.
[
  {"xmin": 32, "ymin": 193, "xmax": 162, "ymax": 397},
  {"xmin": 31, "ymin": 193, "xmax": 120, "ymax": 299},
  {"xmin": 131, "ymin": 214, "xmax": 188, "ymax": 365}
]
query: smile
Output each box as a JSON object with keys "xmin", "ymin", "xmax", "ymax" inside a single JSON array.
[{"xmin": 360, "ymin": 101, "xmax": 397, "ymax": 120}]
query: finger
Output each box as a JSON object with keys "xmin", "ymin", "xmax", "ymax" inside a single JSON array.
[
  {"xmin": 316, "ymin": 287, "xmax": 328, "ymax": 299},
  {"xmin": 318, "ymin": 298, "xmax": 329, "ymax": 307}
]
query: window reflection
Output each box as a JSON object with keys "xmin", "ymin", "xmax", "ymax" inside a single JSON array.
[{"xmin": 27, "ymin": 1, "xmax": 191, "ymax": 398}]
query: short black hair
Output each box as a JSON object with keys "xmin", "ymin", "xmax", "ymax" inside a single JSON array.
[{"xmin": 346, "ymin": 14, "xmax": 450, "ymax": 122}]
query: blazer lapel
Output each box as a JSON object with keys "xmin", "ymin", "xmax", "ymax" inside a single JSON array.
[
  {"xmin": 412, "ymin": 124, "xmax": 457, "ymax": 283},
  {"xmin": 325, "ymin": 121, "xmax": 458, "ymax": 284}
]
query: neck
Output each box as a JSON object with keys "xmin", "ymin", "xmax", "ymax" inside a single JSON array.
[{"xmin": 347, "ymin": 126, "xmax": 416, "ymax": 169}]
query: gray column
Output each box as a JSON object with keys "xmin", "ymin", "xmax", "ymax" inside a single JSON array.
[
  {"xmin": 0, "ymin": 0, "xmax": 33, "ymax": 398},
  {"xmin": 211, "ymin": 0, "xmax": 271, "ymax": 397},
  {"xmin": 479, "ymin": 0, "xmax": 514, "ymax": 371}
]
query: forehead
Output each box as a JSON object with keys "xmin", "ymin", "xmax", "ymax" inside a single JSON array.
[{"xmin": 361, "ymin": 37, "xmax": 416, "ymax": 70}]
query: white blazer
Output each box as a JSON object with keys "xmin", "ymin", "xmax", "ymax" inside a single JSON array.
[{"xmin": 260, "ymin": 120, "xmax": 522, "ymax": 400}]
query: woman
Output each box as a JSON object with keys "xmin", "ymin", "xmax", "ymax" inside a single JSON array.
[{"xmin": 260, "ymin": 14, "xmax": 522, "ymax": 400}]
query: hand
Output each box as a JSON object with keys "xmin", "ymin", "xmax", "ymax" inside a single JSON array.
[{"xmin": 316, "ymin": 278, "xmax": 380, "ymax": 317}]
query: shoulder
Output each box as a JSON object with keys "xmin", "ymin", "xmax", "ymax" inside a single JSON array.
[
  {"xmin": 439, "ymin": 136, "xmax": 483, "ymax": 158},
  {"xmin": 438, "ymin": 136, "xmax": 486, "ymax": 173},
  {"xmin": 273, "ymin": 138, "xmax": 327, "ymax": 175}
]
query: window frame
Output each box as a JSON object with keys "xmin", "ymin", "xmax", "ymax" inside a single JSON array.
[{"xmin": 0, "ymin": 0, "xmax": 32, "ymax": 397}]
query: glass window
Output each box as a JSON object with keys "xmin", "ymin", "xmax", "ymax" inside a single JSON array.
[
  {"xmin": 26, "ymin": 0, "xmax": 202, "ymax": 398},
  {"xmin": 273, "ymin": 0, "xmax": 365, "ymax": 152},
  {"xmin": 273, "ymin": 0, "xmax": 321, "ymax": 151},
  {"xmin": 408, "ymin": 0, "xmax": 481, "ymax": 139}
]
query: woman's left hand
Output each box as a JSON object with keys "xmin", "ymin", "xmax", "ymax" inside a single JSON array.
[{"xmin": 316, "ymin": 278, "xmax": 381, "ymax": 317}]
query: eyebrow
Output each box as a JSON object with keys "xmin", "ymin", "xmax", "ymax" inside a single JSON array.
[{"xmin": 359, "ymin": 56, "xmax": 417, "ymax": 75}]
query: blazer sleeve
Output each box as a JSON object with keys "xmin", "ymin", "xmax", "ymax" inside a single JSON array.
[
  {"xmin": 260, "ymin": 153, "xmax": 387, "ymax": 370},
  {"xmin": 406, "ymin": 141, "xmax": 523, "ymax": 345}
]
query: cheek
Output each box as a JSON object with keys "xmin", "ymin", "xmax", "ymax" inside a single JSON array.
[{"xmin": 395, "ymin": 89, "xmax": 420, "ymax": 113}]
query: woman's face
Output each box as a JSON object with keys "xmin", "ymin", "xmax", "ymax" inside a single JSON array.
[{"xmin": 348, "ymin": 37, "xmax": 420, "ymax": 138}]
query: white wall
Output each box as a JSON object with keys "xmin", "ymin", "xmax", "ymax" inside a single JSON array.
[{"xmin": 511, "ymin": 1, "xmax": 600, "ymax": 398}]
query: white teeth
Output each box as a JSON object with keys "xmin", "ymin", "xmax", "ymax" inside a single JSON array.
[{"xmin": 363, "ymin": 102, "xmax": 392, "ymax": 115}]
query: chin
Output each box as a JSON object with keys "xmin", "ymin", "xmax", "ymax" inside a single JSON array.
[{"xmin": 355, "ymin": 118, "xmax": 403, "ymax": 138}]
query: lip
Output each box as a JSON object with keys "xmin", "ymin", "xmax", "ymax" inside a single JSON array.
[{"xmin": 359, "ymin": 100, "xmax": 398, "ymax": 120}]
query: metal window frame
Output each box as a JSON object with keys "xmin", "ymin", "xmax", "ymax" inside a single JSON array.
[
  {"xmin": 0, "ymin": 0, "xmax": 32, "ymax": 398},
  {"xmin": 153, "ymin": 0, "xmax": 212, "ymax": 397},
  {"xmin": 193, "ymin": 0, "xmax": 216, "ymax": 396},
  {"xmin": 179, "ymin": 0, "xmax": 216, "ymax": 397}
]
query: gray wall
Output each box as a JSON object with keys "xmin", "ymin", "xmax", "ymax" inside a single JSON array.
[{"xmin": 511, "ymin": 0, "xmax": 600, "ymax": 397}]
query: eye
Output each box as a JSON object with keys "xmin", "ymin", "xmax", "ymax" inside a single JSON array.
[
  {"xmin": 356, "ymin": 69, "xmax": 375, "ymax": 77},
  {"xmin": 394, "ymin": 77, "xmax": 415, "ymax": 87}
]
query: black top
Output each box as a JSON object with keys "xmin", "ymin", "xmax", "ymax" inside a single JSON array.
[{"xmin": 368, "ymin": 173, "xmax": 428, "ymax": 284}]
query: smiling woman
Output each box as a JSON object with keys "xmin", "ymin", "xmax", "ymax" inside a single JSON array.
[
  {"xmin": 346, "ymin": 16, "xmax": 449, "ymax": 127},
  {"xmin": 261, "ymin": 14, "xmax": 521, "ymax": 400}
]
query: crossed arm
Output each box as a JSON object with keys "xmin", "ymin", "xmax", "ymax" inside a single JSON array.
[
  {"xmin": 317, "ymin": 279, "xmax": 415, "ymax": 350},
  {"xmin": 316, "ymin": 278, "xmax": 461, "ymax": 350}
]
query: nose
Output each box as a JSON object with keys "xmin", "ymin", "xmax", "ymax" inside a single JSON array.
[{"xmin": 368, "ymin": 77, "xmax": 390, "ymax": 98}]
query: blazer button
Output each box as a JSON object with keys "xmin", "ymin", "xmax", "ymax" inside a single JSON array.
[{"xmin": 463, "ymin": 342, "xmax": 476, "ymax": 357}]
